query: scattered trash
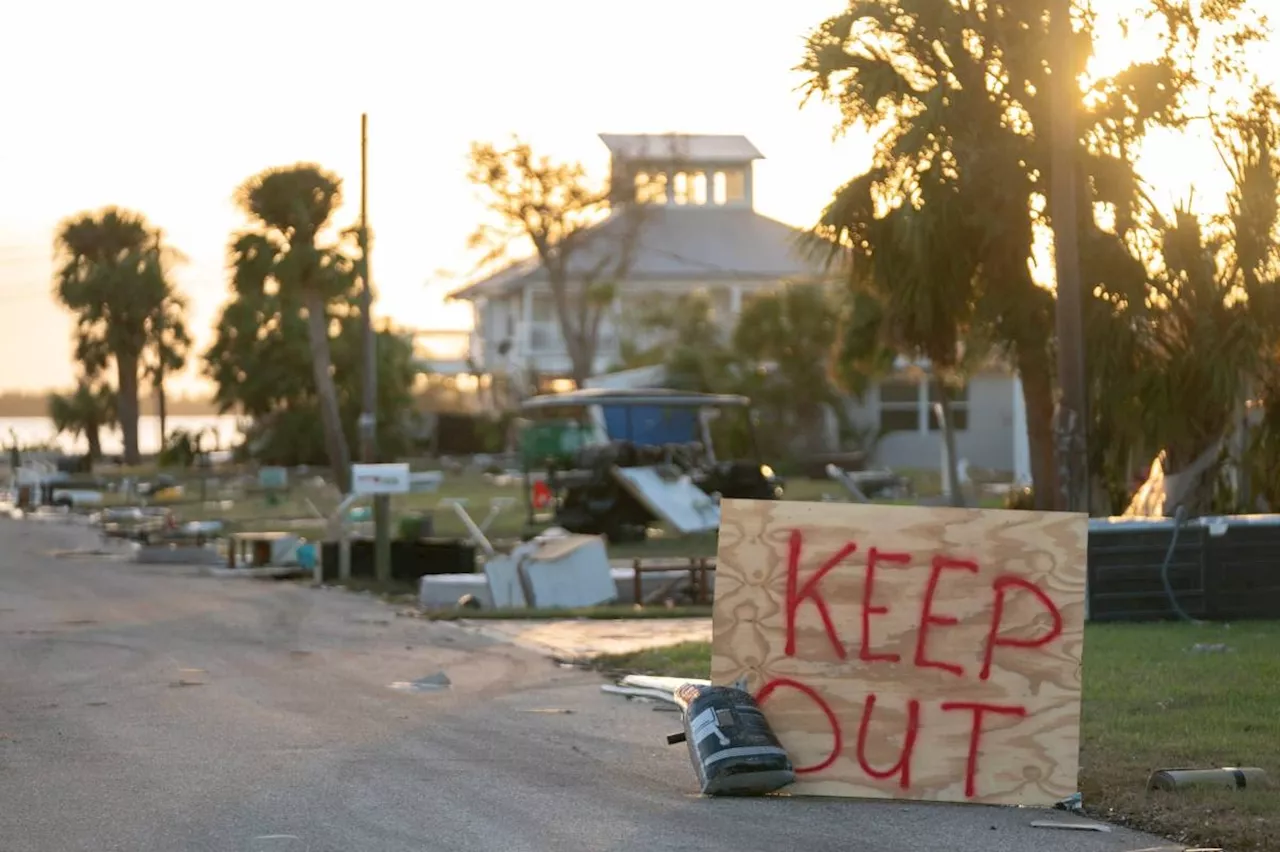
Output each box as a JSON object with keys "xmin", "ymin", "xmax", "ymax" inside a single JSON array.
[
  {"xmin": 665, "ymin": 683, "xmax": 795, "ymax": 797},
  {"xmin": 1054, "ymin": 792, "xmax": 1084, "ymax": 813},
  {"xmin": 389, "ymin": 672, "xmax": 451, "ymax": 693},
  {"xmin": 1029, "ymin": 820, "xmax": 1111, "ymax": 832},
  {"xmin": 169, "ymin": 679, "xmax": 204, "ymax": 688},
  {"xmin": 204, "ymin": 565, "xmax": 305, "ymax": 580},
  {"xmin": 1189, "ymin": 643, "xmax": 1232, "ymax": 654},
  {"xmin": 600, "ymin": 675, "xmax": 713, "ymax": 706},
  {"xmin": 625, "ymin": 675, "xmax": 711, "ymax": 692},
  {"xmin": 251, "ymin": 835, "xmax": 305, "ymax": 850},
  {"xmin": 602, "ymin": 684, "xmax": 679, "ymax": 704},
  {"xmin": 1147, "ymin": 766, "xmax": 1268, "ymax": 791}
]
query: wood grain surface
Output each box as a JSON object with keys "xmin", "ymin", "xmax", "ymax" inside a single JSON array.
[{"xmin": 711, "ymin": 499, "xmax": 1087, "ymax": 806}]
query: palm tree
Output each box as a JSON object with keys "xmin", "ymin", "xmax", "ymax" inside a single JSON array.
[
  {"xmin": 827, "ymin": 223, "xmax": 976, "ymax": 508},
  {"xmin": 53, "ymin": 208, "xmax": 177, "ymax": 465},
  {"xmin": 145, "ymin": 287, "xmax": 192, "ymax": 444},
  {"xmin": 231, "ymin": 164, "xmax": 354, "ymax": 492},
  {"xmin": 797, "ymin": 1, "xmax": 1258, "ymax": 509},
  {"xmin": 48, "ymin": 381, "xmax": 116, "ymax": 460}
]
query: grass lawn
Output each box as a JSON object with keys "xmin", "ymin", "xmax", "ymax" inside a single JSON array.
[
  {"xmin": 592, "ymin": 621, "xmax": 1280, "ymax": 851},
  {"xmin": 1079, "ymin": 621, "xmax": 1280, "ymax": 850},
  {"xmin": 590, "ymin": 640, "xmax": 716, "ymax": 679}
]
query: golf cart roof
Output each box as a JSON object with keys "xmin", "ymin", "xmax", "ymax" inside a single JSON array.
[{"xmin": 519, "ymin": 387, "xmax": 751, "ymax": 411}]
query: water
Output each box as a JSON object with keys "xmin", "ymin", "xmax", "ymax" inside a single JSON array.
[{"xmin": 0, "ymin": 415, "xmax": 244, "ymax": 456}]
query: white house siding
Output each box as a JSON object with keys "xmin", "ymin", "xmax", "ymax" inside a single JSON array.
[{"xmin": 846, "ymin": 371, "xmax": 1020, "ymax": 474}]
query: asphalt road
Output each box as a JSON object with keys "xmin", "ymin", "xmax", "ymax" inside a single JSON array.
[{"xmin": 0, "ymin": 518, "xmax": 1174, "ymax": 852}]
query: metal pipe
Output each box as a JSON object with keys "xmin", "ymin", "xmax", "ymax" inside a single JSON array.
[{"xmin": 448, "ymin": 501, "xmax": 497, "ymax": 558}]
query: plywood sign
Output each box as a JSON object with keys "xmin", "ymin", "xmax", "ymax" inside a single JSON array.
[{"xmin": 711, "ymin": 500, "xmax": 1087, "ymax": 806}]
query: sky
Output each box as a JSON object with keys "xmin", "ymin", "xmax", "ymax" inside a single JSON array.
[{"xmin": 0, "ymin": 0, "xmax": 1266, "ymax": 395}]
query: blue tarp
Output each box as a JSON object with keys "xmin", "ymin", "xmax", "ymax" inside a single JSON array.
[{"xmin": 601, "ymin": 405, "xmax": 699, "ymax": 446}]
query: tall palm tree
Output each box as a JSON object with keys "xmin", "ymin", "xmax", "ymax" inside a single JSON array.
[
  {"xmin": 48, "ymin": 381, "xmax": 116, "ymax": 460},
  {"xmin": 823, "ymin": 190, "xmax": 979, "ymax": 508},
  {"xmin": 797, "ymin": 0, "xmax": 1255, "ymax": 509},
  {"xmin": 232, "ymin": 164, "xmax": 354, "ymax": 492},
  {"xmin": 145, "ymin": 287, "xmax": 192, "ymax": 445},
  {"xmin": 53, "ymin": 208, "xmax": 176, "ymax": 465}
]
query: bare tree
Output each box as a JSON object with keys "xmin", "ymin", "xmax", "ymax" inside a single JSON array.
[{"xmin": 466, "ymin": 138, "xmax": 649, "ymax": 387}]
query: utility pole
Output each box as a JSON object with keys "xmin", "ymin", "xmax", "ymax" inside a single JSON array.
[
  {"xmin": 358, "ymin": 113, "xmax": 392, "ymax": 582},
  {"xmin": 1049, "ymin": 0, "xmax": 1090, "ymax": 514}
]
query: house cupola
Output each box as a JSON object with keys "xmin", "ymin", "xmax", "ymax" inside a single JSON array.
[{"xmin": 599, "ymin": 133, "xmax": 763, "ymax": 210}]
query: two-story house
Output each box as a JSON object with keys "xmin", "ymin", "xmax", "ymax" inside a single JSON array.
[
  {"xmin": 446, "ymin": 132, "xmax": 1028, "ymax": 478},
  {"xmin": 446, "ymin": 132, "xmax": 828, "ymax": 386}
]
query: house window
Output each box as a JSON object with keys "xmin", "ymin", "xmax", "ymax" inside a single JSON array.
[
  {"xmin": 722, "ymin": 169, "xmax": 747, "ymax": 204},
  {"xmin": 531, "ymin": 293, "xmax": 555, "ymax": 324},
  {"xmin": 672, "ymin": 172, "xmax": 708, "ymax": 205},
  {"xmin": 712, "ymin": 172, "xmax": 727, "ymax": 205},
  {"xmin": 673, "ymin": 172, "xmax": 690, "ymax": 205},
  {"xmin": 878, "ymin": 379, "xmax": 971, "ymax": 433},
  {"xmin": 634, "ymin": 171, "xmax": 668, "ymax": 204},
  {"xmin": 928, "ymin": 382, "xmax": 970, "ymax": 431},
  {"xmin": 529, "ymin": 293, "xmax": 557, "ymax": 352},
  {"xmin": 691, "ymin": 172, "xmax": 708, "ymax": 205},
  {"xmin": 878, "ymin": 380, "xmax": 921, "ymax": 433}
]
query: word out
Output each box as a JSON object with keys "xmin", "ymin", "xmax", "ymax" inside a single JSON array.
[{"xmin": 756, "ymin": 530, "xmax": 1065, "ymax": 798}]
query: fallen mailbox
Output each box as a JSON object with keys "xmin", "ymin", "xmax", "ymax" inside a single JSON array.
[{"xmin": 453, "ymin": 495, "xmax": 614, "ymax": 610}]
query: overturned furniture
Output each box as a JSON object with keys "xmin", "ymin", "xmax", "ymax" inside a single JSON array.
[{"xmin": 483, "ymin": 530, "xmax": 616, "ymax": 609}]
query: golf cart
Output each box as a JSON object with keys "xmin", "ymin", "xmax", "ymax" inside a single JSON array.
[{"xmin": 517, "ymin": 388, "xmax": 784, "ymax": 542}]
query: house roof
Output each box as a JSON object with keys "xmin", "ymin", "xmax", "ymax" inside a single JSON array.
[
  {"xmin": 599, "ymin": 134, "xmax": 764, "ymax": 164},
  {"xmin": 446, "ymin": 207, "xmax": 829, "ymax": 301}
]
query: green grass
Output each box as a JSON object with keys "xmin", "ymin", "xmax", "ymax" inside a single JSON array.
[
  {"xmin": 588, "ymin": 622, "xmax": 1280, "ymax": 851},
  {"xmin": 423, "ymin": 605, "xmax": 712, "ymax": 622},
  {"xmin": 1078, "ymin": 621, "xmax": 1280, "ymax": 851},
  {"xmin": 590, "ymin": 640, "xmax": 716, "ymax": 679}
]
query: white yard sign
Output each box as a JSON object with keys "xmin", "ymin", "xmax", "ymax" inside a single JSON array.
[{"xmin": 351, "ymin": 463, "xmax": 411, "ymax": 496}]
